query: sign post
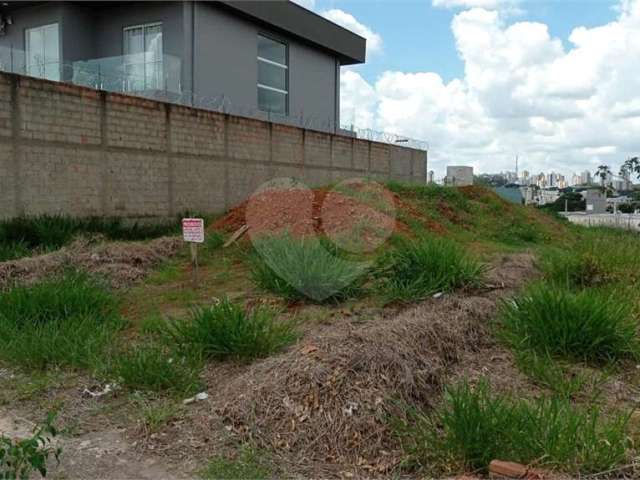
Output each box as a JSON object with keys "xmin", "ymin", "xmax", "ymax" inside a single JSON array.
[{"xmin": 182, "ymin": 218, "xmax": 205, "ymax": 287}]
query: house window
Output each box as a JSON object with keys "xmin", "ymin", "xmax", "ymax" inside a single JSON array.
[
  {"xmin": 257, "ymin": 35, "xmax": 288, "ymax": 115},
  {"xmin": 123, "ymin": 22, "xmax": 163, "ymax": 92},
  {"xmin": 25, "ymin": 23, "xmax": 60, "ymax": 81}
]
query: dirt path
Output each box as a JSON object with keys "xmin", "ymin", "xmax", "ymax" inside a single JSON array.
[{"xmin": 0, "ymin": 409, "xmax": 182, "ymax": 480}]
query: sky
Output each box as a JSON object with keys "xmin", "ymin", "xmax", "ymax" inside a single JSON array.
[{"xmin": 292, "ymin": 0, "xmax": 640, "ymax": 181}]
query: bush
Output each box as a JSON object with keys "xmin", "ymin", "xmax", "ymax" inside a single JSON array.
[
  {"xmin": 250, "ymin": 234, "xmax": 366, "ymax": 303},
  {"xmin": 397, "ymin": 380, "xmax": 631, "ymax": 475},
  {"xmin": 111, "ymin": 343, "xmax": 201, "ymax": 394},
  {"xmin": 375, "ymin": 235, "xmax": 485, "ymax": 303},
  {"xmin": 498, "ymin": 283, "xmax": 638, "ymax": 364},
  {"xmin": 164, "ymin": 298, "xmax": 297, "ymax": 361},
  {"xmin": 0, "ymin": 272, "xmax": 124, "ymax": 370}
]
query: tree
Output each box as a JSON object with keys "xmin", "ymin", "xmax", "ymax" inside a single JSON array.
[
  {"xmin": 595, "ymin": 165, "xmax": 612, "ymax": 190},
  {"xmin": 620, "ymin": 157, "xmax": 640, "ymax": 181}
]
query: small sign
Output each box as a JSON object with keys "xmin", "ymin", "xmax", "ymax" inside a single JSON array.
[{"xmin": 182, "ymin": 218, "xmax": 205, "ymax": 243}]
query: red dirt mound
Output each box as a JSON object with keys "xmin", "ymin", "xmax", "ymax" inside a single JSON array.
[{"xmin": 212, "ymin": 186, "xmax": 413, "ymax": 246}]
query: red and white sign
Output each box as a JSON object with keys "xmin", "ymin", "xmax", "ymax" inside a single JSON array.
[{"xmin": 182, "ymin": 218, "xmax": 205, "ymax": 243}]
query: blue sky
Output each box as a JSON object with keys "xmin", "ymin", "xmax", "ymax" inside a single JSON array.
[
  {"xmin": 304, "ymin": 0, "xmax": 640, "ymax": 179},
  {"xmin": 321, "ymin": 0, "xmax": 620, "ymax": 83}
]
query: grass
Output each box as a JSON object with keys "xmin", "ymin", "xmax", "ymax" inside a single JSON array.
[
  {"xmin": 375, "ymin": 235, "xmax": 485, "ymax": 303},
  {"xmin": 200, "ymin": 445, "xmax": 273, "ymax": 480},
  {"xmin": 540, "ymin": 227, "xmax": 640, "ymax": 289},
  {"xmin": 163, "ymin": 297, "xmax": 297, "ymax": 361},
  {"xmin": 0, "ymin": 215, "xmax": 179, "ymax": 261},
  {"xmin": 498, "ymin": 283, "xmax": 639, "ymax": 364},
  {"xmin": 111, "ymin": 343, "xmax": 202, "ymax": 394},
  {"xmin": 0, "ymin": 272, "xmax": 125, "ymax": 370},
  {"xmin": 513, "ymin": 351, "xmax": 590, "ymax": 399},
  {"xmin": 396, "ymin": 379, "xmax": 631, "ymax": 475},
  {"xmin": 250, "ymin": 234, "xmax": 367, "ymax": 303}
]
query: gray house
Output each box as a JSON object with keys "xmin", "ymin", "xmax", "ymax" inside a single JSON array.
[{"xmin": 0, "ymin": 1, "xmax": 366, "ymax": 132}]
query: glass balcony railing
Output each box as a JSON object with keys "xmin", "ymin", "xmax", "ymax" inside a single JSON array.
[{"xmin": 0, "ymin": 47, "xmax": 182, "ymax": 99}]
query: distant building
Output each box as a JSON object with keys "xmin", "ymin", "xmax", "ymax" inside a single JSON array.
[
  {"xmin": 580, "ymin": 170, "xmax": 592, "ymax": 185},
  {"xmin": 446, "ymin": 166, "xmax": 474, "ymax": 186},
  {"xmin": 582, "ymin": 189, "xmax": 607, "ymax": 214},
  {"xmin": 427, "ymin": 170, "xmax": 435, "ymax": 184}
]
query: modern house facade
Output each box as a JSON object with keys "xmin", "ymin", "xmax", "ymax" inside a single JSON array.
[{"xmin": 0, "ymin": 1, "xmax": 366, "ymax": 132}]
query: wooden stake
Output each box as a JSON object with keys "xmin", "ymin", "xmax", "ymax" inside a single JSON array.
[{"xmin": 190, "ymin": 242, "xmax": 199, "ymax": 287}]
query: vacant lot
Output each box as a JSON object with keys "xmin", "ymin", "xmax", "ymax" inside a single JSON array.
[{"xmin": 1, "ymin": 182, "xmax": 639, "ymax": 479}]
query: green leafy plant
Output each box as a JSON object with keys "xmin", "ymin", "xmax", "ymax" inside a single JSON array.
[
  {"xmin": 164, "ymin": 298, "xmax": 297, "ymax": 361},
  {"xmin": 375, "ymin": 235, "xmax": 485, "ymax": 303},
  {"xmin": 396, "ymin": 380, "xmax": 631, "ymax": 475},
  {"xmin": 250, "ymin": 234, "xmax": 366, "ymax": 303},
  {"xmin": 498, "ymin": 283, "xmax": 638, "ymax": 364},
  {"xmin": 0, "ymin": 413, "xmax": 61, "ymax": 479}
]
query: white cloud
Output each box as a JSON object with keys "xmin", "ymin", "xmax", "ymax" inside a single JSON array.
[
  {"xmin": 342, "ymin": 0, "xmax": 640, "ymax": 179},
  {"xmin": 321, "ymin": 9, "xmax": 383, "ymax": 54},
  {"xmin": 433, "ymin": 0, "xmax": 510, "ymax": 8},
  {"xmin": 290, "ymin": 0, "xmax": 316, "ymax": 10}
]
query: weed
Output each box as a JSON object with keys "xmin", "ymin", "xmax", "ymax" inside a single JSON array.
[
  {"xmin": 112, "ymin": 343, "xmax": 201, "ymax": 394},
  {"xmin": 164, "ymin": 298, "xmax": 297, "ymax": 361},
  {"xmin": 200, "ymin": 445, "xmax": 272, "ymax": 480},
  {"xmin": 375, "ymin": 235, "xmax": 485, "ymax": 303},
  {"xmin": 0, "ymin": 241, "xmax": 30, "ymax": 263},
  {"xmin": 250, "ymin": 234, "xmax": 366, "ymax": 303},
  {"xmin": 396, "ymin": 380, "xmax": 631, "ymax": 475},
  {"xmin": 0, "ymin": 412, "xmax": 61, "ymax": 479},
  {"xmin": 499, "ymin": 283, "xmax": 638, "ymax": 364},
  {"xmin": 0, "ymin": 272, "xmax": 124, "ymax": 370}
]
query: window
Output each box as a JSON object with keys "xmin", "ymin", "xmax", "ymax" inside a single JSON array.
[
  {"xmin": 123, "ymin": 22, "xmax": 163, "ymax": 92},
  {"xmin": 257, "ymin": 35, "xmax": 288, "ymax": 115},
  {"xmin": 25, "ymin": 23, "xmax": 60, "ymax": 81}
]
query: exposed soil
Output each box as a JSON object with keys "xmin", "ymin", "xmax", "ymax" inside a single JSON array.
[
  {"xmin": 212, "ymin": 185, "xmax": 435, "ymax": 245},
  {"xmin": 0, "ymin": 236, "xmax": 182, "ymax": 290}
]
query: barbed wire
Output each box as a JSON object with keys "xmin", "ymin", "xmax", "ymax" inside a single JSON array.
[{"xmin": 0, "ymin": 48, "xmax": 429, "ymax": 152}]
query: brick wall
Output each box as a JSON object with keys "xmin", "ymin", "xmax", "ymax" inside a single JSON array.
[{"xmin": 0, "ymin": 72, "xmax": 427, "ymax": 219}]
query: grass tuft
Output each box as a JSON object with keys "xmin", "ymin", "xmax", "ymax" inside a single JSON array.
[
  {"xmin": 0, "ymin": 272, "xmax": 124, "ymax": 370},
  {"xmin": 499, "ymin": 283, "xmax": 638, "ymax": 364},
  {"xmin": 375, "ymin": 235, "xmax": 485, "ymax": 303},
  {"xmin": 164, "ymin": 298, "xmax": 297, "ymax": 361},
  {"xmin": 250, "ymin": 234, "xmax": 366, "ymax": 303},
  {"xmin": 0, "ymin": 215, "xmax": 179, "ymax": 261},
  {"xmin": 112, "ymin": 343, "xmax": 202, "ymax": 394},
  {"xmin": 200, "ymin": 445, "xmax": 272, "ymax": 480},
  {"xmin": 396, "ymin": 379, "xmax": 631, "ymax": 475}
]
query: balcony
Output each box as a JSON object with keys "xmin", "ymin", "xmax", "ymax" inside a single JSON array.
[{"xmin": 0, "ymin": 47, "xmax": 182, "ymax": 101}]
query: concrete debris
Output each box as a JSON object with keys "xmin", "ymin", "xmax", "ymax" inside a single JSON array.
[{"xmin": 183, "ymin": 392, "xmax": 209, "ymax": 405}]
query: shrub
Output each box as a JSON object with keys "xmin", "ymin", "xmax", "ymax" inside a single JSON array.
[
  {"xmin": 0, "ymin": 412, "xmax": 61, "ymax": 479},
  {"xmin": 498, "ymin": 283, "xmax": 638, "ymax": 364},
  {"xmin": 396, "ymin": 380, "xmax": 631, "ymax": 475},
  {"xmin": 112, "ymin": 343, "xmax": 201, "ymax": 394},
  {"xmin": 0, "ymin": 272, "xmax": 124, "ymax": 370},
  {"xmin": 375, "ymin": 235, "xmax": 485, "ymax": 303},
  {"xmin": 250, "ymin": 234, "xmax": 366, "ymax": 303},
  {"xmin": 164, "ymin": 298, "xmax": 297, "ymax": 361}
]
